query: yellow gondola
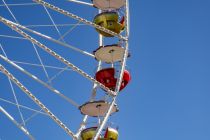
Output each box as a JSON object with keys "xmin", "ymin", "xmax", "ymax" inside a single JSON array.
[
  {"xmin": 81, "ymin": 127, "xmax": 101, "ymax": 140},
  {"xmin": 93, "ymin": 12, "xmax": 124, "ymax": 37},
  {"xmin": 80, "ymin": 127, "xmax": 118, "ymax": 140}
]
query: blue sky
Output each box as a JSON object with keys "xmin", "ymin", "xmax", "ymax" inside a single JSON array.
[{"xmin": 0, "ymin": 0, "xmax": 210, "ymax": 140}]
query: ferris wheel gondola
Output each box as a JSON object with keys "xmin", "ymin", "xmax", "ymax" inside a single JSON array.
[
  {"xmin": 95, "ymin": 68, "xmax": 131, "ymax": 91},
  {"xmin": 93, "ymin": 11, "xmax": 125, "ymax": 37},
  {"xmin": 80, "ymin": 126, "xmax": 119, "ymax": 140}
]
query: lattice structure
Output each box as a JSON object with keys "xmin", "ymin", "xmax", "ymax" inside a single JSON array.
[{"xmin": 0, "ymin": 0, "xmax": 130, "ymax": 139}]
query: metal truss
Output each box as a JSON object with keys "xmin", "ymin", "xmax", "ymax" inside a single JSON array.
[{"xmin": 0, "ymin": 64, "xmax": 76, "ymax": 139}]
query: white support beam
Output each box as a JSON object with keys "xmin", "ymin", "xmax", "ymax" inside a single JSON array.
[
  {"xmin": 0, "ymin": 17, "xmax": 94, "ymax": 58},
  {"xmin": 0, "ymin": 35, "xmax": 27, "ymax": 40},
  {"xmin": 67, "ymin": 0, "xmax": 94, "ymax": 7},
  {"xmin": 0, "ymin": 106, "xmax": 35, "ymax": 140},
  {"xmin": 58, "ymin": 21, "xmax": 81, "ymax": 41},
  {"xmin": 0, "ymin": 44, "xmax": 26, "ymax": 127},
  {"xmin": 23, "ymin": 23, "xmax": 86, "ymax": 27},
  {"xmin": 0, "ymin": 97, "xmax": 48, "ymax": 116},
  {"xmin": 12, "ymin": 60, "xmax": 72, "ymax": 71},
  {"xmin": 33, "ymin": 0, "xmax": 127, "ymax": 41},
  {"xmin": 42, "ymin": 5, "xmax": 66, "ymax": 43},
  {"xmin": 0, "ymin": 3, "xmax": 39, "ymax": 7},
  {"xmin": 90, "ymin": 33, "xmax": 103, "ymax": 101},
  {"xmin": 2, "ymin": 0, "xmax": 19, "ymax": 23},
  {"xmin": 0, "ymin": 65, "xmax": 76, "ymax": 139},
  {"xmin": 0, "ymin": 16, "xmax": 116, "ymax": 97},
  {"xmin": 75, "ymin": 18, "xmax": 103, "ymax": 139},
  {"xmin": 93, "ymin": 0, "xmax": 130, "ymax": 139},
  {"xmin": 31, "ymin": 43, "xmax": 52, "ymax": 85},
  {"xmin": 0, "ymin": 55, "xmax": 79, "ymax": 108}
]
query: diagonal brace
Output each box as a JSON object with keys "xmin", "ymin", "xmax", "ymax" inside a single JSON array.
[
  {"xmin": 0, "ymin": 16, "xmax": 116, "ymax": 97},
  {"xmin": 0, "ymin": 64, "xmax": 76, "ymax": 139},
  {"xmin": 33, "ymin": 0, "xmax": 127, "ymax": 41}
]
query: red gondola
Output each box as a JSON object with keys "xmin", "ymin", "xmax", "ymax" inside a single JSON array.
[{"xmin": 95, "ymin": 68, "xmax": 131, "ymax": 91}]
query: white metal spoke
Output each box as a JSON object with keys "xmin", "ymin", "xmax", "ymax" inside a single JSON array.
[
  {"xmin": 24, "ymin": 23, "xmax": 86, "ymax": 27},
  {"xmin": 33, "ymin": 0, "xmax": 127, "ymax": 41},
  {"xmin": 0, "ymin": 65, "xmax": 76, "ymax": 139},
  {"xmin": 0, "ymin": 44, "xmax": 26, "ymax": 126},
  {"xmin": 47, "ymin": 66, "xmax": 69, "ymax": 83},
  {"xmin": 67, "ymin": 0, "xmax": 93, "ymax": 7},
  {"xmin": 58, "ymin": 21, "xmax": 81, "ymax": 41},
  {"xmin": 0, "ymin": 55, "xmax": 79, "ymax": 108},
  {"xmin": 12, "ymin": 60, "xmax": 72, "ymax": 71},
  {"xmin": 7, "ymin": 75, "xmax": 26, "ymax": 126},
  {"xmin": 0, "ymin": 106, "xmax": 35, "ymax": 140},
  {"xmin": 75, "ymin": 12, "xmax": 104, "ymax": 136},
  {"xmin": 0, "ymin": 17, "xmax": 116, "ymax": 96},
  {"xmin": 2, "ymin": 0, "xmax": 19, "ymax": 23},
  {"xmin": 1, "ymin": 2, "xmax": 30, "ymax": 126},
  {"xmin": 90, "ymin": 33, "xmax": 103, "ymax": 101},
  {"xmin": 0, "ymin": 97, "xmax": 48, "ymax": 116},
  {"xmin": 0, "ymin": 17, "xmax": 94, "ymax": 58},
  {"xmin": 21, "ymin": 109, "xmax": 43, "ymax": 125},
  {"xmin": 42, "ymin": 5, "xmax": 66, "ymax": 43},
  {"xmin": 24, "ymin": 2, "xmax": 62, "ymax": 84},
  {"xmin": 0, "ymin": 35, "xmax": 27, "ymax": 40},
  {"xmin": 0, "ymin": 3, "xmax": 39, "ymax": 7},
  {"xmin": 32, "ymin": 43, "xmax": 51, "ymax": 84},
  {"xmin": 2, "ymin": 0, "xmax": 53, "ymax": 95},
  {"xmin": 90, "ymin": 60, "xmax": 102, "ymax": 101}
]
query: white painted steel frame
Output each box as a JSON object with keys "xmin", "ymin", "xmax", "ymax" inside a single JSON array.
[
  {"xmin": 0, "ymin": 106, "xmax": 35, "ymax": 140},
  {"xmin": 33, "ymin": 0, "xmax": 127, "ymax": 41},
  {"xmin": 24, "ymin": 23, "xmax": 86, "ymax": 27},
  {"xmin": 0, "ymin": 3, "xmax": 38, "ymax": 7},
  {"xmin": 0, "ymin": 16, "xmax": 116, "ymax": 96},
  {"xmin": 0, "ymin": 17, "xmax": 94, "ymax": 58},
  {"xmin": 67, "ymin": 0, "xmax": 94, "ymax": 7},
  {"xmin": 0, "ymin": 65, "xmax": 76, "ymax": 139},
  {"xmin": 92, "ymin": 0, "xmax": 130, "ymax": 139},
  {"xmin": 0, "ymin": 1, "xmax": 27, "ymax": 127},
  {"xmin": 0, "ymin": 55, "xmax": 79, "ymax": 108},
  {"xmin": 0, "ymin": 0, "xmax": 130, "ymax": 139},
  {"xmin": 75, "ymin": 23, "xmax": 104, "ymax": 139},
  {"xmin": 0, "ymin": 97, "xmax": 48, "ymax": 116},
  {"xmin": 12, "ymin": 60, "xmax": 72, "ymax": 71}
]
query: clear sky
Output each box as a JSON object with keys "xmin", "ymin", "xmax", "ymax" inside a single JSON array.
[{"xmin": 0, "ymin": 0, "xmax": 210, "ymax": 140}]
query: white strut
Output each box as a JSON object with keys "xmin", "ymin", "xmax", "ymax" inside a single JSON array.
[
  {"xmin": 33, "ymin": 0, "xmax": 127, "ymax": 41},
  {"xmin": 0, "ymin": 16, "xmax": 116, "ymax": 97},
  {"xmin": 0, "ymin": 55, "xmax": 79, "ymax": 108},
  {"xmin": 0, "ymin": 64, "xmax": 76, "ymax": 139},
  {"xmin": 0, "ymin": 106, "xmax": 35, "ymax": 140}
]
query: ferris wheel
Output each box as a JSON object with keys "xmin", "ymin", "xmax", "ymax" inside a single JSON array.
[{"xmin": 0, "ymin": 0, "xmax": 130, "ymax": 140}]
